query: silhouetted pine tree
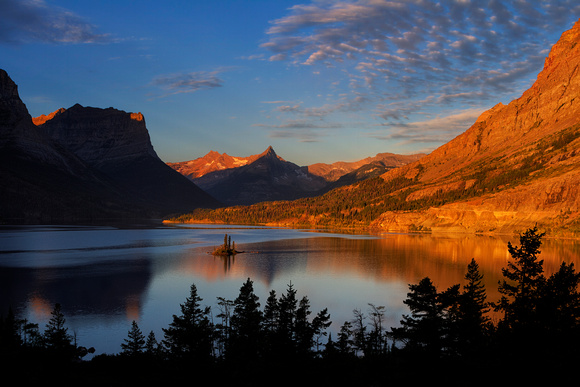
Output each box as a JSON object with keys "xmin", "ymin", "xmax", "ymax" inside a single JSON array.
[
  {"xmin": 121, "ymin": 320, "xmax": 146, "ymax": 356},
  {"xmin": 43, "ymin": 303, "xmax": 75, "ymax": 357},
  {"xmin": 229, "ymin": 278, "xmax": 262, "ymax": 361},
  {"xmin": 162, "ymin": 283, "xmax": 214, "ymax": 362}
]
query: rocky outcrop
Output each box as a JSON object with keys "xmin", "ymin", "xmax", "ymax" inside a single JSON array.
[
  {"xmin": 38, "ymin": 105, "xmax": 158, "ymax": 168},
  {"xmin": 372, "ymin": 18, "xmax": 580, "ymax": 236},
  {"xmin": 36, "ymin": 104, "xmax": 221, "ymax": 217}
]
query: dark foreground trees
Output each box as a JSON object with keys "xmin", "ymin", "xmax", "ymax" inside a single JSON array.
[{"xmin": 2, "ymin": 227, "xmax": 580, "ymax": 386}]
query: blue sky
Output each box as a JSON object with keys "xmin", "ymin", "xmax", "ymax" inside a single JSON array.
[{"xmin": 2, "ymin": 0, "xmax": 579, "ymax": 165}]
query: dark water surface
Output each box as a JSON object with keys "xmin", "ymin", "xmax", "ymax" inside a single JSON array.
[{"xmin": 2, "ymin": 223, "xmax": 579, "ymax": 357}]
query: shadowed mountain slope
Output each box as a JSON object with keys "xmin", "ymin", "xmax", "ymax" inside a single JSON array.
[{"xmin": 0, "ymin": 69, "xmax": 220, "ymax": 223}]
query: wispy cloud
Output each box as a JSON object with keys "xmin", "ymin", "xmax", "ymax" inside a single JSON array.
[
  {"xmin": 152, "ymin": 70, "xmax": 225, "ymax": 98},
  {"xmin": 369, "ymin": 108, "xmax": 485, "ymax": 145},
  {"xmin": 0, "ymin": 0, "xmax": 111, "ymax": 44}
]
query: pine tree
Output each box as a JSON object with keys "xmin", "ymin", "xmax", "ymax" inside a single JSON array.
[
  {"xmin": 392, "ymin": 277, "xmax": 451, "ymax": 356},
  {"xmin": 312, "ymin": 307, "xmax": 332, "ymax": 355},
  {"xmin": 162, "ymin": 283, "xmax": 214, "ymax": 361},
  {"xmin": 294, "ymin": 296, "xmax": 313, "ymax": 355},
  {"xmin": 121, "ymin": 320, "xmax": 146, "ymax": 356},
  {"xmin": 43, "ymin": 303, "xmax": 74, "ymax": 355},
  {"xmin": 145, "ymin": 330, "xmax": 161, "ymax": 357},
  {"xmin": 456, "ymin": 258, "xmax": 492, "ymax": 354},
  {"xmin": 229, "ymin": 278, "xmax": 262, "ymax": 360},
  {"xmin": 494, "ymin": 226, "xmax": 546, "ymax": 333},
  {"xmin": 0, "ymin": 308, "xmax": 22, "ymax": 352}
]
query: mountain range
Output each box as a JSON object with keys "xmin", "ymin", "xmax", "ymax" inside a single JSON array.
[
  {"xmin": 0, "ymin": 71, "xmax": 220, "ymax": 223},
  {"xmin": 169, "ymin": 19, "xmax": 580, "ymax": 237},
  {"xmin": 168, "ymin": 147, "xmax": 423, "ymax": 205}
]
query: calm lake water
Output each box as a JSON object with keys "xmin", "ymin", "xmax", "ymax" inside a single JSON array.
[{"xmin": 1, "ymin": 223, "xmax": 580, "ymax": 358}]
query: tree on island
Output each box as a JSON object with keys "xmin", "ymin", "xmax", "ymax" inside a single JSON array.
[{"xmin": 212, "ymin": 233, "xmax": 240, "ymax": 256}]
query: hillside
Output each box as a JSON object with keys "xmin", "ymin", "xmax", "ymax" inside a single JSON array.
[{"xmin": 167, "ymin": 19, "xmax": 580, "ymax": 237}]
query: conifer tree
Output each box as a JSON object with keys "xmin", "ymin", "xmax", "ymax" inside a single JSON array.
[
  {"xmin": 392, "ymin": 277, "xmax": 452, "ymax": 356},
  {"xmin": 121, "ymin": 320, "xmax": 146, "ymax": 356},
  {"xmin": 229, "ymin": 278, "xmax": 262, "ymax": 360},
  {"xmin": 494, "ymin": 226, "xmax": 546, "ymax": 333},
  {"xmin": 162, "ymin": 283, "xmax": 214, "ymax": 361},
  {"xmin": 145, "ymin": 330, "xmax": 161, "ymax": 357},
  {"xmin": 456, "ymin": 258, "xmax": 492, "ymax": 354},
  {"xmin": 43, "ymin": 303, "xmax": 74, "ymax": 355}
]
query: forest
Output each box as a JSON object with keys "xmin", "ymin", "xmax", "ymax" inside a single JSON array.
[{"xmin": 1, "ymin": 227, "xmax": 579, "ymax": 386}]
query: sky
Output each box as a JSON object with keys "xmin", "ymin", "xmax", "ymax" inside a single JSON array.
[{"xmin": 2, "ymin": 0, "xmax": 580, "ymax": 165}]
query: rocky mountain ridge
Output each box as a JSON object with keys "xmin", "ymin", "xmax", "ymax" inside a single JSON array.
[
  {"xmin": 168, "ymin": 147, "xmax": 423, "ymax": 205},
  {"xmin": 369, "ymin": 18, "xmax": 580, "ymax": 236},
  {"xmin": 0, "ymin": 70, "xmax": 220, "ymax": 223},
  {"xmin": 187, "ymin": 146, "xmax": 328, "ymax": 205}
]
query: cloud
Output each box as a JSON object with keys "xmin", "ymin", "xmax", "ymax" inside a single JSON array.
[
  {"xmin": 262, "ymin": 2, "xmax": 580, "ymax": 101},
  {"xmin": 0, "ymin": 0, "xmax": 111, "ymax": 44},
  {"xmin": 258, "ymin": 0, "xmax": 580, "ymax": 149},
  {"xmin": 370, "ymin": 108, "xmax": 485, "ymax": 145},
  {"xmin": 152, "ymin": 70, "xmax": 225, "ymax": 97}
]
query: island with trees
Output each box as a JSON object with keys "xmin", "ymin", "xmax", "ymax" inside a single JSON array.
[{"xmin": 211, "ymin": 233, "xmax": 241, "ymax": 256}]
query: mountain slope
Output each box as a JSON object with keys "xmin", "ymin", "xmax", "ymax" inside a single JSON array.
[
  {"xmin": 370, "ymin": 18, "xmax": 580, "ymax": 235},
  {"xmin": 168, "ymin": 19, "xmax": 580, "ymax": 236},
  {"xmin": 37, "ymin": 104, "xmax": 221, "ymax": 216},
  {"xmin": 192, "ymin": 146, "xmax": 328, "ymax": 205},
  {"xmin": 0, "ymin": 69, "xmax": 220, "ymax": 223}
]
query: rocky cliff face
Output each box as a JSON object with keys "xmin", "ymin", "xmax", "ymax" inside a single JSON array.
[
  {"xmin": 0, "ymin": 69, "xmax": 220, "ymax": 223},
  {"xmin": 371, "ymin": 18, "xmax": 580, "ymax": 236},
  {"xmin": 38, "ymin": 104, "xmax": 159, "ymax": 169},
  {"xmin": 36, "ymin": 104, "xmax": 221, "ymax": 217}
]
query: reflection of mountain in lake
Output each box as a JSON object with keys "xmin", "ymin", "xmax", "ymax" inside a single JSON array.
[{"xmin": 0, "ymin": 258, "xmax": 152, "ymax": 321}]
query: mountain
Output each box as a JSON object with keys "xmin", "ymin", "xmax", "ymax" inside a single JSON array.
[
  {"xmin": 188, "ymin": 146, "xmax": 328, "ymax": 205},
  {"xmin": 168, "ymin": 19, "xmax": 580, "ymax": 237},
  {"xmin": 168, "ymin": 148, "xmax": 422, "ymax": 205},
  {"xmin": 307, "ymin": 152, "xmax": 424, "ymax": 182},
  {"xmin": 369, "ymin": 18, "xmax": 580, "ymax": 236},
  {"xmin": 0, "ymin": 69, "xmax": 220, "ymax": 223},
  {"xmin": 168, "ymin": 150, "xmax": 261, "ymax": 180}
]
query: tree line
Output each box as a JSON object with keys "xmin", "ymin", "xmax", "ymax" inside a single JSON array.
[{"xmin": 2, "ymin": 227, "xmax": 579, "ymax": 385}]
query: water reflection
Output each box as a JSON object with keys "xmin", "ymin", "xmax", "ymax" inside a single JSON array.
[{"xmin": 1, "ymin": 225, "xmax": 579, "ymax": 357}]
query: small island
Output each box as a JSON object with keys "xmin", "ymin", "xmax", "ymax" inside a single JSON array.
[{"xmin": 212, "ymin": 234, "xmax": 241, "ymax": 256}]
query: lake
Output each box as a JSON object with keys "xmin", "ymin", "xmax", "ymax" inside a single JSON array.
[{"xmin": 1, "ymin": 223, "xmax": 579, "ymax": 358}]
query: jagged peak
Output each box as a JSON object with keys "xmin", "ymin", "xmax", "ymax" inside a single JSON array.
[{"xmin": 257, "ymin": 145, "xmax": 280, "ymax": 160}]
